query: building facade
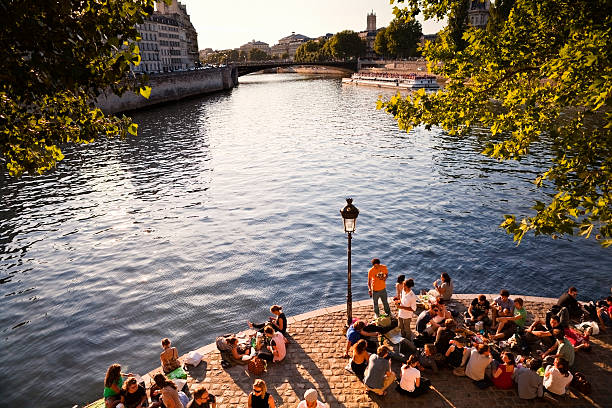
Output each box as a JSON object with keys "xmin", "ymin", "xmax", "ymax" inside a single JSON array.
[
  {"xmin": 131, "ymin": 0, "xmax": 199, "ymax": 73},
  {"xmin": 156, "ymin": 0, "xmax": 199, "ymax": 64},
  {"xmin": 133, "ymin": 19, "xmax": 161, "ymax": 73},
  {"xmin": 239, "ymin": 40, "xmax": 271, "ymax": 55},
  {"xmin": 468, "ymin": 0, "xmax": 490, "ymax": 29},
  {"xmin": 358, "ymin": 11, "xmax": 380, "ymax": 58},
  {"xmin": 270, "ymin": 32, "xmax": 311, "ymax": 60}
]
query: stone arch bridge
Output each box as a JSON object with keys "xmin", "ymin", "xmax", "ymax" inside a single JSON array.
[{"xmin": 230, "ymin": 60, "xmax": 358, "ymax": 77}]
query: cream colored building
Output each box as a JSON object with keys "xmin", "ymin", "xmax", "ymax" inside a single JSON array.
[
  {"xmin": 156, "ymin": 0, "xmax": 199, "ymax": 65},
  {"xmin": 133, "ymin": 19, "xmax": 161, "ymax": 73},
  {"xmin": 239, "ymin": 40, "xmax": 271, "ymax": 55},
  {"xmin": 271, "ymin": 32, "xmax": 311, "ymax": 60}
]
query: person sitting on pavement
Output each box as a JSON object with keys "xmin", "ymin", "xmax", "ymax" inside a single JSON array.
[
  {"xmin": 363, "ymin": 345, "xmax": 397, "ymax": 396},
  {"xmin": 160, "ymin": 338, "xmax": 181, "ymax": 374},
  {"xmin": 432, "ymin": 272, "xmax": 453, "ymax": 303},
  {"xmin": 368, "ymin": 258, "xmax": 391, "ymax": 318},
  {"xmin": 396, "ymin": 354, "xmax": 430, "ymax": 397},
  {"xmin": 186, "ymin": 385, "xmax": 216, "ymax": 408},
  {"xmin": 344, "ymin": 320, "xmax": 379, "ymax": 357},
  {"xmin": 417, "ymin": 343, "xmax": 442, "ymax": 373},
  {"xmin": 119, "ymin": 377, "xmax": 147, "ymax": 408},
  {"xmin": 226, "ymin": 336, "xmax": 252, "ymax": 365},
  {"xmin": 104, "ymin": 364, "xmax": 134, "ymax": 408},
  {"xmin": 525, "ymin": 315, "xmax": 562, "ymax": 350},
  {"xmin": 466, "ymin": 295, "xmax": 491, "ymax": 327},
  {"xmin": 445, "ymin": 336, "xmax": 469, "ymax": 369},
  {"xmin": 491, "ymin": 351, "xmax": 516, "ymax": 390},
  {"xmin": 415, "ymin": 306, "xmax": 440, "ymax": 337},
  {"xmin": 395, "ymin": 278, "xmax": 417, "ymax": 339},
  {"xmin": 491, "ymin": 289, "xmax": 514, "ymax": 326},
  {"xmin": 248, "ymin": 379, "xmax": 275, "ymax": 408},
  {"xmin": 512, "ymin": 358, "xmax": 544, "ymax": 400},
  {"xmin": 434, "ymin": 319, "xmax": 456, "ymax": 355},
  {"xmin": 557, "ymin": 286, "xmax": 586, "ymax": 320},
  {"xmin": 257, "ymin": 325, "xmax": 288, "ymax": 363},
  {"xmin": 151, "ymin": 373, "xmax": 183, "ymax": 408},
  {"xmin": 596, "ymin": 296, "xmax": 612, "ymax": 331},
  {"xmin": 465, "ymin": 344, "xmax": 493, "ymax": 385},
  {"xmin": 297, "ymin": 389, "xmax": 328, "ymax": 408},
  {"xmin": 249, "ymin": 305, "xmax": 287, "ymax": 335},
  {"xmin": 564, "ymin": 325, "xmax": 591, "ymax": 352},
  {"xmin": 543, "ymin": 357, "xmax": 573, "ymax": 397},
  {"xmin": 350, "ymin": 339, "xmax": 370, "ymax": 381},
  {"xmin": 489, "ymin": 298, "xmax": 527, "ymax": 340},
  {"xmin": 541, "ymin": 328, "xmax": 575, "ymax": 367}
]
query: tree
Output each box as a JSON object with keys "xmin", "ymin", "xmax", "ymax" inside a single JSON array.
[
  {"xmin": 374, "ymin": 28, "xmax": 388, "ymax": 57},
  {"xmin": 248, "ymin": 48, "xmax": 270, "ymax": 61},
  {"xmin": 0, "ymin": 0, "xmax": 169, "ymax": 177},
  {"xmin": 328, "ymin": 30, "xmax": 365, "ymax": 61},
  {"xmin": 294, "ymin": 39, "xmax": 330, "ymax": 63},
  {"xmin": 385, "ymin": 17, "xmax": 423, "ymax": 58},
  {"xmin": 227, "ymin": 49, "xmax": 240, "ymax": 62},
  {"xmin": 379, "ymin": 0, "xmax": 612, "ymax": 246}
]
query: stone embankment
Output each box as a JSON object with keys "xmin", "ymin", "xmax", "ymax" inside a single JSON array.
[
  {"xmin": 96, "ymin": 68, "xmax": 238, "ymax": 114},
  {"xmin": 86, "ymin": 295, "xmax": 612, "ymax": 408}
]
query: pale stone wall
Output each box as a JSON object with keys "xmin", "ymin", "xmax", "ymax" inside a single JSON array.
[{"xmin": 96, "ymin": 68, "xmax": 236, "ymax": 114}]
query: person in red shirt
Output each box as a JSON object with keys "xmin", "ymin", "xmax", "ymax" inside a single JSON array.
[
  {"xmin": 368, "ymin": 258, "xmax": 390, "ymax": 317},
  {"xmin": 596, "ymin": 296, "xmax": 612, "ymax": 330}
]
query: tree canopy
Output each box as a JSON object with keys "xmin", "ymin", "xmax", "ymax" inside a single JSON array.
[
  {"xmin": 248, "ymin": 48, "xmax": 270, "ymax": 61},
  {"xmin": 328, "ymin": 30, "xmax": 365, "ymax": 61},
  {"xmin": 0, "ymin": 0, "xmax": 167, "ymax": 177},
  {"xmin": 294, "ymin": 39, "xmax": 331, "ymax": 63},
  {"xmin": 383, "ymin": 17, "xmax": 423, "ymax": 58},
  {"xmin": 374, "ymin": 29, "xmax": 389, "ymax": 58},
  {"xmin": 379, "ymin": 0, "xmax": 612, "ymax": 246}
]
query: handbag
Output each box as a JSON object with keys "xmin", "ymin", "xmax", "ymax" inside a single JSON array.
[{"xmin": 248, "ymin": 356, "xmax": 266, "ymax": 375}]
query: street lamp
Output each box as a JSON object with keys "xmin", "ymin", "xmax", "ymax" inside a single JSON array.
[{"xmin": 340, "ymin": 198, "xmax": 359, "ymax": 327}]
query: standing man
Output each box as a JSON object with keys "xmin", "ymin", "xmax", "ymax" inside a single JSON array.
[
  {"xmin": 395, "ymin": 278, "xmax": 417, "ymax": 339},
  {"xmin": 368, "ymin": 258, "xmax": 391, "ymax": 317}
]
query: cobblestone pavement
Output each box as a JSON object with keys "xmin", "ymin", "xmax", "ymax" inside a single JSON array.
[{"xmin": 93, "ymin": 295, "xmax": 612, "ymax": 408}]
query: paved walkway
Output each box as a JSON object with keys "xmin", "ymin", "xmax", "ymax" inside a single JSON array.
[{"xmin": 90, "ymin": 294, "xmax": 612, "ymax": 408}]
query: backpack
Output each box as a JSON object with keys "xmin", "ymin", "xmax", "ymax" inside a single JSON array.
[{"xmin": 571, "ymin": 372, "xmax": 592, "ymax": 395}]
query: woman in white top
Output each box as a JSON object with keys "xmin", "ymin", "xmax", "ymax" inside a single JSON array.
[
  {"xmin": 543, "ymin": 357, "xmax": 573, "ymax": 396},
  {"xmin": 396, "ymin": 355, "xmax": 429, "ymax": 397}
]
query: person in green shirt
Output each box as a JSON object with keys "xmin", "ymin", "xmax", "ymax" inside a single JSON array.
[
  {"xmin": 103, "ymin": 363, "xmax": 133, "ymax": 408},
  {"xmin": 541, "ymin": 328, "xmax": 575, "ymax": 367},
  {"xmin": 490, "ymin": 298, "xmax": 527, "ymax": 340}
]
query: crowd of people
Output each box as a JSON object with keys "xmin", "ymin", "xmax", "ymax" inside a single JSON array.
[
  {"xmin": 100, "ymin": 256, "xmax": 612, "ymax": 407},
  {"xmin": 343, "ymin": 259, "xmax": 612, "ymax": 401}
]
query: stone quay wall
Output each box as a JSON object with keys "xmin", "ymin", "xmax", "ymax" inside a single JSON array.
[{"xmin": 96, "ymin": 68, "xmax": 238, "ymax": 114}]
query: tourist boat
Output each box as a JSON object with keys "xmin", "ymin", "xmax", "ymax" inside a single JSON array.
[{"xmin": 342, "ymin": 72, "xmax": 440, "ymax": 90}]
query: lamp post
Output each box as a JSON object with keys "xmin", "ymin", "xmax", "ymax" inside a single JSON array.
[{"xmin": 340, "ymin": 198, "xmax": 359, "ymax": 328}]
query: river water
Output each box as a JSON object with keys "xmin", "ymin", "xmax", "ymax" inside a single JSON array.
[{"xmin": 0, "ymin": 73, "xmax": 610, "ymax": 407}]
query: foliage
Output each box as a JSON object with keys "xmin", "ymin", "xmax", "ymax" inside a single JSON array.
[
  {"xmin": 328, "ymin": 30, "xmax": 365, "ymax": 61},
  {"xmin": 294, "ymin": 39, "xmax": 331, "ymax": 63},
  {"xmin": 384, "ymin": 17, "xmax": 423, "ymax": 58},
  {"xmin": 0, "ymin": 0, "xmax": 170, "ymax": 176},
  {"xmin": 374, "ymin": 28, "xmax": 388, "ymax": 57},
  {"xmin": 248, "ymin": 48, "xmax": 270, "ymax": 62},
  {"xmin": 379, "ymin": 0, "xmax": 612, "ymax": 246}
]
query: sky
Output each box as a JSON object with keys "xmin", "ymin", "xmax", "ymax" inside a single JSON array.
[{"xmin": 173, "ymin": 0, "xmax": 445, "ymax": 51}]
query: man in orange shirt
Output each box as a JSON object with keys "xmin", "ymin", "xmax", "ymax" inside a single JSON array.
[{"xmin": 368, "ymin": 258, "xmax": 391, "ymax": 317}]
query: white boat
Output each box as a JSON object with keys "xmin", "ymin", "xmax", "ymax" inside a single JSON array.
[{"xmin": 342, "ymin": 72, "xmax": 440, "ymax": 90}]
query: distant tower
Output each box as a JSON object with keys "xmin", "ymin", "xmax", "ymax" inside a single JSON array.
[{"xmin": 367, "ymin": 10, "xmax": 376, "ymax": 32}]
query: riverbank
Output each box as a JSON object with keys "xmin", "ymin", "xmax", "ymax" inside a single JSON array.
[
  {"xmin": 84, "ymin": 295, "xmax": 612, "ymax": 408},
  {"xmin": 96, "ymin": 68, "xmax": 237, "ymax": 114}
]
